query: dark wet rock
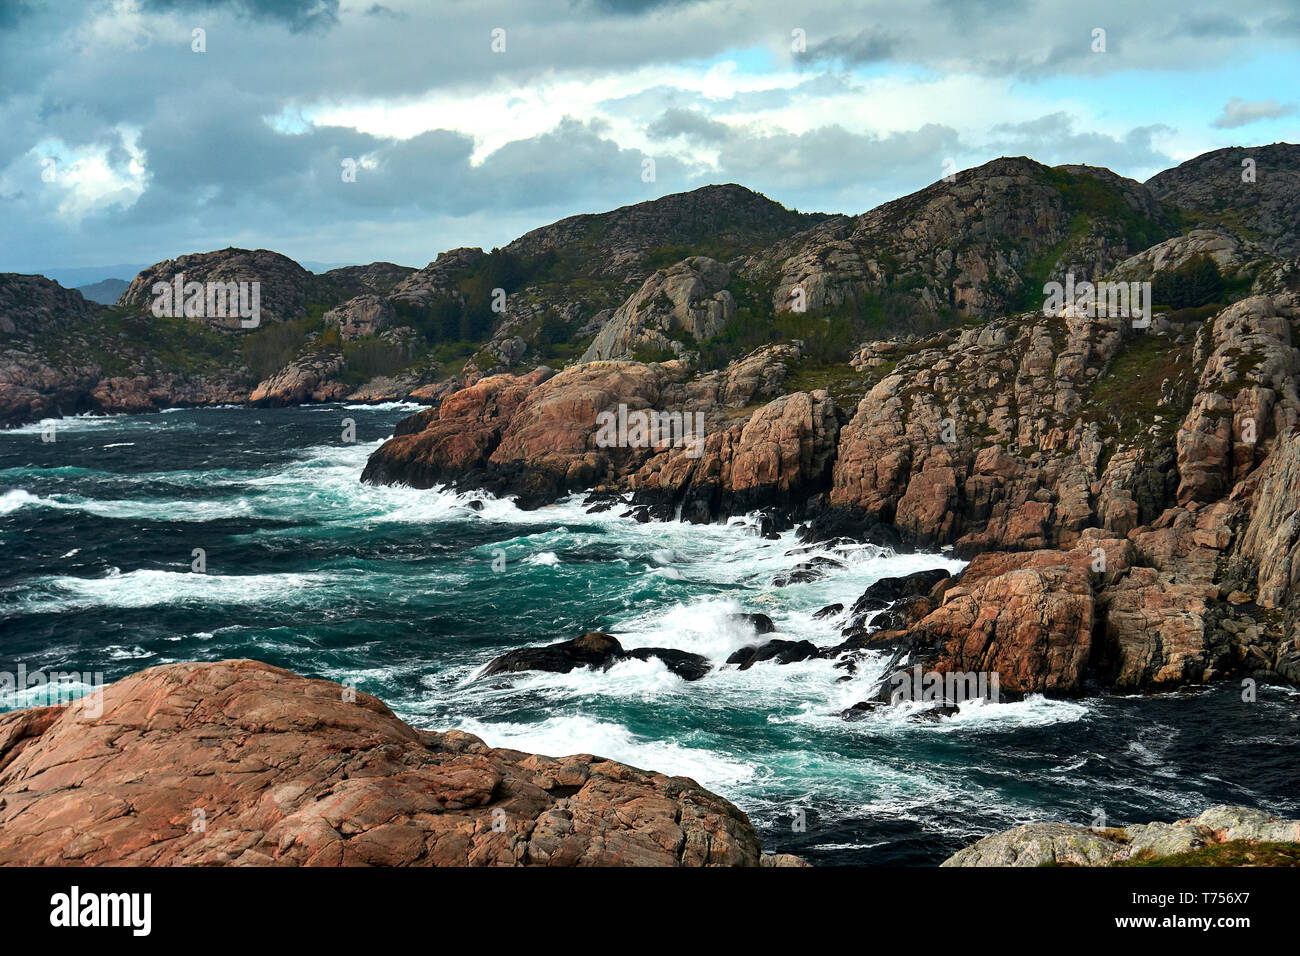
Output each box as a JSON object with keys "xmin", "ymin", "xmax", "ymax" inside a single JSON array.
[
  {"xmin": 627, "ymin": 647, "xmax": 712, "ymax": 681},
  {"xmin": 772, "ymin": 555, "xmax": 846, "ymax": 587},
  {"xmin": 480, "ymin": 633, "xmax": 711, "ymax": 682},
  {"xmin": 907, "ymin": 701, "xmax": 962, "ymax": 723},
  {"xmin": 845, "ymin": 597, "xmax": 888, "ymax": 621},
  {"xmin": 480, "ymin": 632, "xmax": 625, "ymax": 677},
  {"xmin": 853, "ymin": 568, "xmax": 952, "ymax": 610},
  {"xmin": 840, "ymin": 700, "xmax": 886, "ymax": 721},
  {"xmin": 813, "ymin": 603, "xmax": 844, "ymax": 619},
  {"xmin": 730, "ymin": 612, "xmax": 776, "ymax": 634},
  {"xmin": 841, "ymin": 568, "xmax": 953, "ymax": 635},
  {"xmin": 726, "ymin": 639, "xmax": 819, "ymax": 670}
]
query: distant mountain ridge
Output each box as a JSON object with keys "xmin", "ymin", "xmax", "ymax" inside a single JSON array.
[
  {"xmin": 1, "ymin": 143, "xmax": 1297, "ymax": 428},
  {"xmin": 75, "ymin": 277, "xmax": 129, "ymax": 305}
]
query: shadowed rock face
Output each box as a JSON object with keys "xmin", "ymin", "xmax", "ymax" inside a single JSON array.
[
  {"xmin": 118, "ymin": 248, "xmax": 312, "ymax": 329},
  {"xmin": 0, "ymin": 659, "xmax": 801, "ymax": 866},
  {"xmin": 1146, "ymin": 144, "xmax": 1300, "ymax": 256},
  {"xmin": 580, "ymin": 257, "xmax": 736, "ymax": 363}
]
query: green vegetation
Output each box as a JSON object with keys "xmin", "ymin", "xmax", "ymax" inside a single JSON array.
[
  {"xmin": 35, "ymin": 306, "xmax": 240, "ymax": 378},
  {"xmin": 1082, "ymin": 333, "xmax": 1196, "ymax": 451},
  {"xmin": 1151, "ymin": 253, "xmax": 1225, "ymax": 310},
  {"xmin": 393, "ymin": 249, "xmax": 549, "ymax": 345},
  {"xmin": 1116, "ymin": 841, "xmax": 1300, "ymax": 867},
  {"xmin": 1164, "ymin": 302, "xmax": 1223, "ymax": 325},
  {"xmin": 1042, "ymin": 167, "xmax": 1172, "ymax": 253},
  {"xmin": 240, "ymin": 315, "xmax": 328, "ymax": 380},
  {"xmin": 695, "ymin": 284, "xmax": 953, "ymax": 372},
  {"xmin": 632, "ymin": 344, "xmax": 678, "ymax": 363},
  {"xmin": 782, "ymin": 359, "xmax": 879, "ymax": 408},
  {"xmin": 1009, "ymin": 213, "xmax": 1090, "ymax": 312},
  {"xmin": 338, "ymin": 336, "xmax": 414, "ymax": 386}
]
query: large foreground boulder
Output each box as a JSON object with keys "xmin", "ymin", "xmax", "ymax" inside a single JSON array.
[{"xmin": 0, "ymin": 659, "xmax": 793, "ymax": 866}]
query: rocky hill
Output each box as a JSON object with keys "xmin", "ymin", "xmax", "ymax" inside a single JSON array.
[
  {"xmin": 0, "ymin": 659, "xmax": 802, "ymax": 866},
  {"xmin": 75, "ymin": 277, "xmax": 129, "ymax": 304},
  {"xmin": 1146, "ymin": 143, "xmax": 1300, "ymax": 255},
  {"xmin": 5, "ymin": 146, "xmax": 1296, "ymax": 431},
  {"xmin": 362, "ymin": 143, "xmax": 1300, "ymax": 702}
]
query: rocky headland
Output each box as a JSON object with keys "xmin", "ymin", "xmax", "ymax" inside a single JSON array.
[
  {"xmin": 5, "ymin": 142, "xmax": 1300, "ymax": 866},
  {"xmin": 0, "ymin": 659, "xmax": 801, "ymax": 866},
  {"xmin": 6, "ymin": 145, "xmax": 1300, "ymax": 703}
]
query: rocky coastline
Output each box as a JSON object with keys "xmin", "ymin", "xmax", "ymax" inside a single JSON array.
[
  {"xmin": 5, "ymin": 144, "xmax": 1300, "ymax": 866},
  {"xmin": 364, "ymin": 288, "xmax": 1300, "ymax": 700}
]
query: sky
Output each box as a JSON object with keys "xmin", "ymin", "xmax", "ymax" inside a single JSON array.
[{"xmin": 1, "ymin": 0, "xmax": 1297, "ymax": 281}]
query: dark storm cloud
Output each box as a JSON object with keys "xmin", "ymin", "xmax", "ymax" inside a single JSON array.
[
  {"xmin": 1163, "ymin": 15, "xmax": 1250, "ymax": 40},
  {"xmin": 583, "ymin": 0, "xmax": 698, "ymax": 14},
  {"xmin": 140, "ymin": 0, "xmax": 340, "ymax": 33},
  {"xmin": 801, "ymin": 30, "xmax": 899, "ymax": 67},
  {"xmin": 1, "ymin": 0, "xmax": 1294, "ymax": 274},
  {"xmin": 649, "ymin": 107, "xmax": 731, "ymax": 143}
]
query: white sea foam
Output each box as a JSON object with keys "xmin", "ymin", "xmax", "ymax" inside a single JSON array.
[
  {"xmin": 451, "ymin": 713, "xmax": 758, "ymax": 793},
  {"xmin": 0, "ymin": 489, "xmax": 47, "ymax": 514},
  {"xmin": 7, "ymin": 412, "xmax": 128, "ymax": 434},
  {"xmin": 16, "ymin": 568, "xmax": 356, "ymax": 612},
  {"xmin": 340, "ymin": 401, "xmax": 426, "ymax": 411}
]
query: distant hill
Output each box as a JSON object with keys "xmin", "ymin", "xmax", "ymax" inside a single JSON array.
[
  {"xmin": 2, "ymin": 144, "xmax": 1296, "ymax": 428},
  {"xmin": 75, "ymin": 277, "xmax": 129, "ymax": 304}
]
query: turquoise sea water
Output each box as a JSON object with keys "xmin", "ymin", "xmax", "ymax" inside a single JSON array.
[{"xmin": 2, "ymin": 405, "xmax": 1297, "ymax": 864}]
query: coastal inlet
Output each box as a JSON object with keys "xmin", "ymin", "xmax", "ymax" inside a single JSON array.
[{"xmin": 2, "ymin": 404, "xmax": 1297, "ymax": 864}]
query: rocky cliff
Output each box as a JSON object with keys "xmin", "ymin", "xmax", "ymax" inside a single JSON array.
[
  {"xmin": 363, "ymin": 143, "xmax": 1300, "ymax": 701},
  {"xmin": 0, "ymin": 659, "xmax": 800, "ymax": 866}
]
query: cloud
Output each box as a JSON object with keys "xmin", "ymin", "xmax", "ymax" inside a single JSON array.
[
  {"xmin": 801, "ymin": 29, "xmax": 899, "ymax": 67},
  {"xmin": 138, "ymin": 0, "xmax": 340, "ymax": 33},
  {"xmin": 648, "ymin": 107, "xmax": 731, "ymax": 143},
  {"xmin": 1, "ymin": 0, "xmax": 1296, "ymax": 274},
  {"xmin": 1212, "ymin": 97, "xmax": 1297, "ymax": 128},
  {"xmin": 985, "ymin": 113, "xmax": 1176, "ymax": 175}
]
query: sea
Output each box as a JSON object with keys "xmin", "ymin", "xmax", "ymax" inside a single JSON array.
[{"xmin": 2, "ymin": 404, "xmax": 1297, "ymax": 864}]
